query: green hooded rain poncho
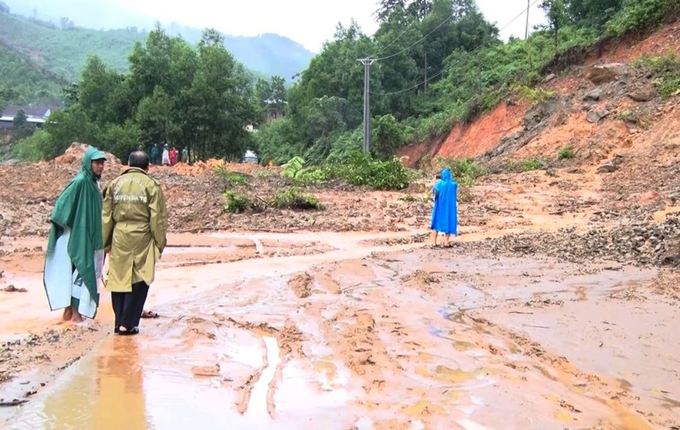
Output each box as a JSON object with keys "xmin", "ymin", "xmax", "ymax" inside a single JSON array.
[{"xmin": 43, "ymin": 146, "xmax": 107, "ymax": 318}]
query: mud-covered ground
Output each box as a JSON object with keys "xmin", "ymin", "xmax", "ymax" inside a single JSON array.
[
  {"xmin": 1, "ymin": 136, "xmax": 679, "ymax": 430},
  {"xmin": 1, "ymin": 230, "xmax": 679, "ymax": 429}
]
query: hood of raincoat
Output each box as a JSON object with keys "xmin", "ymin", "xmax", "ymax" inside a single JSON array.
[
  {"xmin": 440, "ymin": 167, "xmax": 453, "ymax": 182},
  {"xmin": 82, "ymin": 147, "xmax": 107, "ymax": 178}
]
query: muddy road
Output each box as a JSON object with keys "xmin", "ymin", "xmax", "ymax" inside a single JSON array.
[{"xmin": 1, "ymin": 230, "xmax": 679, "ymax": 429}]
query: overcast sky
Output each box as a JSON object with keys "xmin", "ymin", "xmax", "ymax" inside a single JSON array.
[{"xmin": 6, "ymin": 0, "xmax": 547, "ymax": 52}]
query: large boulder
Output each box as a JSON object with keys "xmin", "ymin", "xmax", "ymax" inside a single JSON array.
[{"xmin": 587, "ymin": 63, "xmax": 628, "ymax": 84}]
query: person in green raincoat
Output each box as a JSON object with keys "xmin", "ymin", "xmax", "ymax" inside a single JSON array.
[
  {"xmin": 102, "ymin": 150, "xmax": 167, "ymax": 335},
  {"xmin": 43, "ymin": 146, "xmax": 108, "ymax": 321}
]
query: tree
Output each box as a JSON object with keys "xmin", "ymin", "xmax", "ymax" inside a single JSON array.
[
  {"xmin": 185, "ymin": 29, "xmax": 257, "ymax": 160},
  {"xmin": 372, "ymin": 114, "xmax": 406, "ymax": 159},
  {"xmin": 12, "ymin": 109, "xmax": 35, "ymax": 141},
  {"xmin": 78, "ymin": 56, "xmax": 124, "ymax": 124},
  {"xmin": 566, "ymin": 0, "xmax": 623, "ymax": 27},
  {"xmin": 541, "ymin": 0, "xmax": 568, "ymax": 50},
  {"xmin": 288, "ymin": 20, "xmax": 374, "ymax": 138},
  {"xmin": 377, "ymin": 0, "xmax": 408, "ymax": 22},
  {"xmin": 255, "ymin": 75, "xmax": 288, "ymax": 121},
  {"xmin": 135, "ymin": 86, "xmax": 174, "ymax": 147}
]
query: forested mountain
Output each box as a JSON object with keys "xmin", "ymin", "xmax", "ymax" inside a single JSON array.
[{"xmin": 0, "ymin": 8, "xmax": 312, "ymax": 106}]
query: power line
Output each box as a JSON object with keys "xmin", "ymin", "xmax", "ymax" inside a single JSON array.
[
  {"xmin": 370, "ymin": 19, "xmax": 418, "ymax": 58},
  {"xmin": 373, "ymin": 13, "xmax": 456, "ymax": 61},
  {"xmin": 371, "ymin": 68, "xmax": 446, "ymax": 97},
  {"xmin": 499, "ymin": 0, "xmax": 541, "ymax": 33}
]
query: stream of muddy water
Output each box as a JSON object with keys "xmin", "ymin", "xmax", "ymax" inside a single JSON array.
[{"xmin": 1, "ymin": 231, "xmax": 679, "ymax": 429}]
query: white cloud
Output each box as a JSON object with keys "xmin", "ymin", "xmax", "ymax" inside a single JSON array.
[
  {"xmin": 476, "ymin": 0, "xmax": 548, "ymax": 40},
  {"xmin": 115, "ymin": 0, "xmax": 381, "ymax": 52},
  {"xmin": 6, "ymin": 0, "xmax": 548, "ymax": 52}
]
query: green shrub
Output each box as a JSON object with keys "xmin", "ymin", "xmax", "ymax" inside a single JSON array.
[
  {"xmin": 271, "ymin": 187, "xmax": 324, "ymax": 210},
  {"xmin": 606, "ymin": 0, "xmax": 680, "ymax": 35},
  {"xmin": 512, "ymin": 84, "xmax": 556, "ymax": 105},
  {"xmin": 214, "ymin": 166, "xmax": 248, "ymax": 186},
  {"xmin": 504, "ymin": 158, "xmax": 545, "ymax": 172},
  {"xmin": 519, "ymin": 158, "xmax": 544, "ymax": 171},
  {"xmin": 634, "ymin": 53, "xmax": 680, "ymax": 99},
  {"xmin": 557, "ymin": 146, "xmax": 575, "ymax": 159},
  {"xmin": 281, "ymin": 156, "xmax": 305, "ymax": 179},
  {"xmin": 12, "ymin": 129, "xmax": 54, "ymax": 161},
  {"xmin": 325, "ymin": 151, "xmax": 411, "ymax": 190},
  {"xmin": 281, "ymin": 156, "xmax": 329, "ymax": 184},
  {"xmin": 223, "ymin": 191, "xmax": 250, "ymax": 213},
  {"xmin": 443, "ymin": 158, "xmax": 489, "ymax": 186}
]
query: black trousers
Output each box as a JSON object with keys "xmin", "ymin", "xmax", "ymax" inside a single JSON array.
[{"xmin": 111, "ymin": 281, "xmax": 149, "ymax": 330}]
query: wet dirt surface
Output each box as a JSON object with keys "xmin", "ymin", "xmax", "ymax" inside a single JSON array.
[{"xmin": 2, "ymin": 232, "xmax": 679, "ymax": 429}]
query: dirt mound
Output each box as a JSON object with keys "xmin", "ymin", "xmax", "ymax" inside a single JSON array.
[{"xmin": 53, "ymin": 142, "xmax": 121, "ymax": 166}]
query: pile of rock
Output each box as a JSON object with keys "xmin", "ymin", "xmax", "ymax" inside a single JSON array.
[{"xmin": 455, "ymin": 214, "xmax": 680, "ymax": 267}]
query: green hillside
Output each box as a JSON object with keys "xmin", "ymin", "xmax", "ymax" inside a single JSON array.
[
  {"xmin": 0, "ymin": 43, "xmax": 66, "ymax": 106},
  {"xmin": 0, "ymin": 11, "xmax": 313, "ymax": 107},
  {"xmin": 0, "ymin": 12, "xmax": 146, "ymax": 81}
]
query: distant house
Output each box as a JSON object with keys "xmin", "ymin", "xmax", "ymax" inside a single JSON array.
[{"xmin": 0, "ymin": 105, "xmax": 53, "ymax": 134}]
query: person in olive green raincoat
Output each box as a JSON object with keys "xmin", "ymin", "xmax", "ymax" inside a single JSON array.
[
  {"xmin": 102, "ymin": 150, "xmax": 167, "ymax": 335},
  {"xmin": 44, "ymin": 146, "xmax": 107, "ymax": 321}
]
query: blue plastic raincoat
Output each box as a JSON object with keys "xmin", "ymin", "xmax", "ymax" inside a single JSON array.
[{"xmin": 430, "ymin": 168, "xmax": 458, "ymax": 234}]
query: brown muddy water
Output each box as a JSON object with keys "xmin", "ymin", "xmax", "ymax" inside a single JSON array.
[{"xmin": 1, "ymin": 231, "xmax": 679, "ymax": 429}]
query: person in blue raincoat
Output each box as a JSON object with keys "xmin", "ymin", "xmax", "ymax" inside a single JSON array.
[
  {"xmin": 150, "ymin": 143, "xmax": 159, "ymax": 165},
  {"xmin": 430, "ymin": 167, "xmax": 458, "ymax": 247}
]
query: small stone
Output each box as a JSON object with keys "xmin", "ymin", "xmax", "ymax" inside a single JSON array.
[
  {"xmin": 628, "ymin": 86, "xmax": 656, "ymax": 102},
  {"xmin": 583, "ymin": 87, "xmax": 603, "ymax": 101}
]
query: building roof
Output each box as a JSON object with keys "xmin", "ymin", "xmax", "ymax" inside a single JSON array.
[{"xmin": 1, "ymin": 105, "xmax": 53, "ymax": 119}]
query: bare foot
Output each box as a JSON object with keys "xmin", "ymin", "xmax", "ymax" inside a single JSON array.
[
  {"xmin": 62, "ymin": 306, "xmax": 73, "ymax": 321},
  {"xmin": 70, "ymin": 312, "xmax": 84, "ymax": 323}
]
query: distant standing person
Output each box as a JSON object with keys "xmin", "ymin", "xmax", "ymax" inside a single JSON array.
[
  {"xmin": 430, "ymin": 167, "xmax": 458, "ymax": 247},
  {"xmin": 102, "ymin": 150, "xmax": 167, "ymax": 335},
  {"xmin": 43, "ymin": 146, "xmax": 108, "ymax": 321},
  {"xmin": 169, "ymin": 146, "xmax": 178, "ymax": 166},
  {"xmin": 181, "ymin": 147, "xmax": 189, "ymax": 164},
  {"xmin": 161, "ymin": 144, "xmax": 170, "ymax": 166},
  {"xmin": 150, "ymin": 143, "xmax": 159, "ymax": 165}
]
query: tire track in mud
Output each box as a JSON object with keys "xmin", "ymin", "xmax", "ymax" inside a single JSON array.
[{"xmin": 218, "ymin": 316, "xmax": 303, "ymax": 418}]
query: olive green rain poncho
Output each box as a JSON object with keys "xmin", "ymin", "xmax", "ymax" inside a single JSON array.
[
  {"xmin": 43, "ymin": 147, "xmax": 107, "ymax": 318},
  {"xmin": 102, "ymin": 167, "xmax": 167, "ymax": 292}
]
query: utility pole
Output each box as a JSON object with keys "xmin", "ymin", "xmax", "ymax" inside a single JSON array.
[
  {"xmin": 424, "ymin": 52, "xmax": 428, "ymax": 93},
  {"xmin": 358, "ymin": 57, "xmax": 375, "ymax": 154},
  {"xmin": 525, "ymin": 0, "xmax": 530, "ymax": 39}
]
